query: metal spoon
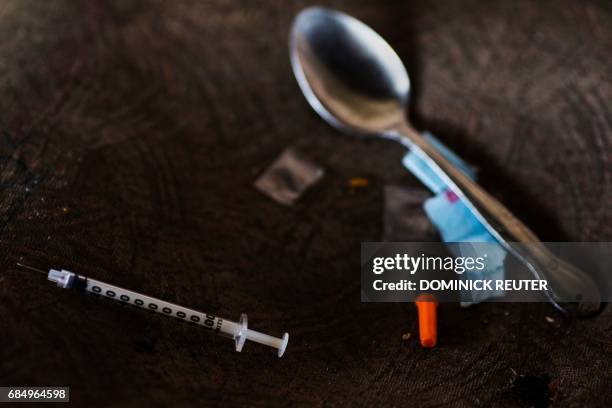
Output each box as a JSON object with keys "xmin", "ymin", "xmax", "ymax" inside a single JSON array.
[{"xmin": 289, "ymin": 6, "xmax": 600, "ymax": 314}]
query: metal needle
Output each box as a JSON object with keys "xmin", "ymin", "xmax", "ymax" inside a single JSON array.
[{"xmin": 16, "ymin": 263, "xmax": 48, "ymax": 275}]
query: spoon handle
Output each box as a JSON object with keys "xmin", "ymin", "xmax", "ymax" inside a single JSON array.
[{"xmin": 394, "ymin": 122, "xmax": 600, "ymax": 314}]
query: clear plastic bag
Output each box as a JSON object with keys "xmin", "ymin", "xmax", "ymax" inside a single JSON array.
[
  {"xmin": 383, "ymin": 185, "xmax": 437, "ymax": 241},
  {"xmin": 255, "ymin": 148, "xmax": 324, "ymax": 206}
]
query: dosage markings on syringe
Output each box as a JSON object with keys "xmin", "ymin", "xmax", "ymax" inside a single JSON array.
[{"xmin": 89, "ymin": 283, "xmax": 222, "ymax": 331}]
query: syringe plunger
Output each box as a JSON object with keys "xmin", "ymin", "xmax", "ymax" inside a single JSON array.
[{"xmin": 232, "ymin": 313, "xmax": 289, "ymax": 357}]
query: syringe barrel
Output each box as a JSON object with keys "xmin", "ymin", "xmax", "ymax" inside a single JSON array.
[{"xmin": 83, "ymin": 276, "xmax": 225, "ymax": 333}]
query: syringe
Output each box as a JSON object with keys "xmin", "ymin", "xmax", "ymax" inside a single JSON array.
[{"xmin": 17, "ymin": 263, "xmax": 289, "ymax": 357}]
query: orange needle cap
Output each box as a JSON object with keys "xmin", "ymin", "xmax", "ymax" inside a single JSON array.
[{"xmin": 415, "ymin": 294, "xmax": 438, "ymax": 348}]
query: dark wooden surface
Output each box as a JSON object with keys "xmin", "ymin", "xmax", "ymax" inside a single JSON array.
[{"xmin": 0, "ymin": 0, "xmax": 611, "ymax": 406}]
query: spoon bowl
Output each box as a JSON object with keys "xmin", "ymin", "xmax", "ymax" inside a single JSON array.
[{"xmin": 290, "ymin": 7, "xmax": 410, "ymax": 135}]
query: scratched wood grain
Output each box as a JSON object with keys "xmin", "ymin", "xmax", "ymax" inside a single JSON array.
[{"xmin": 0, "ymin": 0, "xmax": 610, "ymax": 406}]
